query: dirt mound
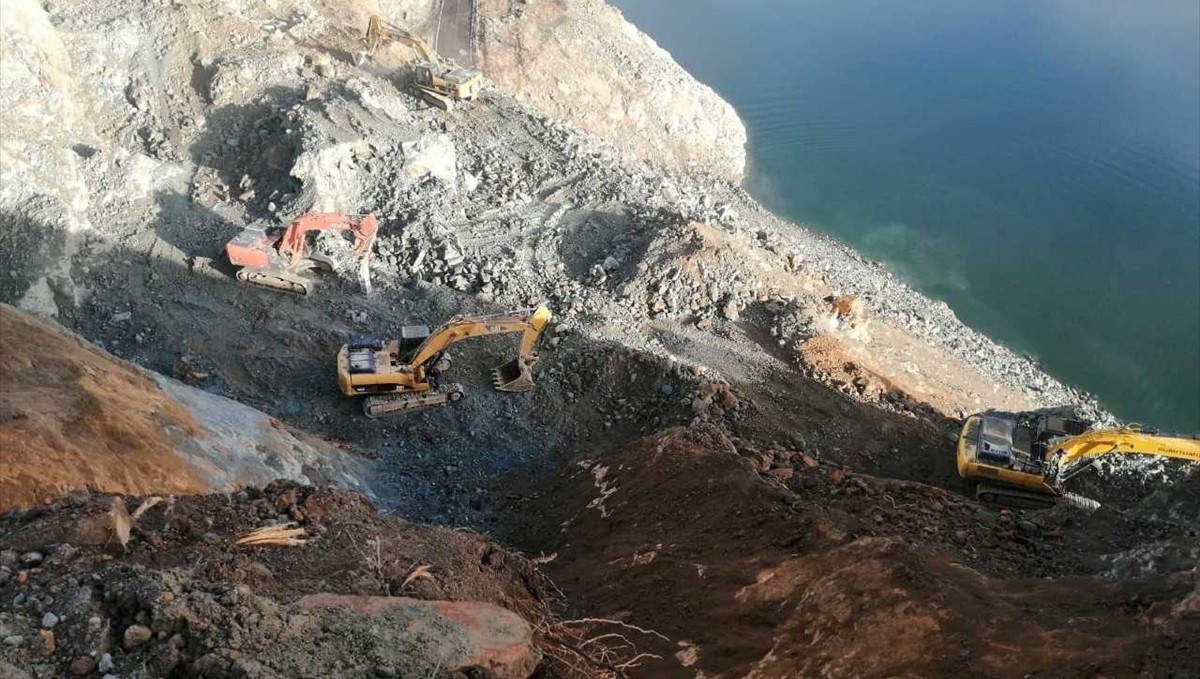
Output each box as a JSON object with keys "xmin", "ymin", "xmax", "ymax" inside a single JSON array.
[
  {"xmin": 0, "ymin": 304, "xmax": 370, "ymax": 513},
  {"xmin": 0, "ymin": 482, "xmax": 554, "ymax": 678},
  {"xmin": 513, "ymin": 427, "xmax": 1199, "ymax": 678},
  {"xmin": 0, "ymin": 304, "xmax": 206, "ymax": 510}
]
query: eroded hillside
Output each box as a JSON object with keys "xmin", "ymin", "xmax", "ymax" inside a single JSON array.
[{"xmin": 1, "ymin": 0, "xmax": 1195, "ymax": 677}]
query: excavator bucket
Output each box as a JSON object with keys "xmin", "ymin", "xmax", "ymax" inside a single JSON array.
[{"xmin": 492, "ymin": 355, "xmax": 538, "ymax": 393}]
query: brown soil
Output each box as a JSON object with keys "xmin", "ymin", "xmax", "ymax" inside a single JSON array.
[
  {"xmin": 510, "ymin": 427, "xmax": 1199, "ymax": 678},
  {"xmin": 0, "ymin": 304, "xmax": 207, "ymax": 512},
  {"xmin": 0, "ymin": 482, "xmax": 559, "ymax": 678},
  {"xmin": 797, "ymin": 327, "xmax": 1035, "ymax": 417}
]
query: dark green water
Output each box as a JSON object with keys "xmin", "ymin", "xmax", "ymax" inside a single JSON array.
[{"xmin": 613, "ymin": 0, "xmax": 1200, "ymax": 430}]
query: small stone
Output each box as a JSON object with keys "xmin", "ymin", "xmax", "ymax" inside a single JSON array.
[
  {"xmin": 37, "ymin": 629, "xmax": 55, "ymax": 655},
  {"xmin": 1017, "ymin": 520, "xmax": 1038, "ymax": 533},
  {"xmin": 109, "ymin": 311, "xmax": 132, "ymax": 324},
  {"xmin": 123, "ymin": 624, "xmax": 152, "ymax": 648},
  {"xmin": 375, "ymin": 666, "xmax": 398, "ymax": 678},
  {"xmin": 98, "ymin": 652, "xmax": 114, "ymax": 672},
  {"xmin": 41, "ymin": 612, "xmax": 59, "ymax": 629},
  {"xmin": 0, "ymin": 550, "xmax": 16, "ymax": 566},
  {"xmin": 768, "ymin": 467, "xmax": 794, "ymax": 483},
  {"xmin": 3, "ymin": 635, "xmax": 24, "ymax": 647},
  {"xmin": 20, "ymin": 551, "xmax": 44, "ymax": 566},
  {"xmin": 70, "ymin": 655, "xmax": 97, "ymax": 675},
  {"xmin": 51, "ymin": 543, "xmax": 78, "ymax": 563},
  {"xmin": 722, "ymin": 296, "xmax": 739, "ymax": 321}
]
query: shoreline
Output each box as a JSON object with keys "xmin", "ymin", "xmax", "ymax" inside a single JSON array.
[{"xmin": 582, "ymin": 34, "xmax": 1118, "ymax": 426}]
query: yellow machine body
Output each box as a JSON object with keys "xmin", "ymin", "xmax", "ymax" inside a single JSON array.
[
  {"xmin": 956, "ymin": 411, "xmax": 1200, "ymax": 508},
  {"xmin": 337, "ymin": 306, "xmax": 552, "ymax": 417}
]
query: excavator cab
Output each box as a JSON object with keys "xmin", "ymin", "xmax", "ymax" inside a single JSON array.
[{"xmin": 397, "ymin": 325, "xmax": 432, "ymax": 363}]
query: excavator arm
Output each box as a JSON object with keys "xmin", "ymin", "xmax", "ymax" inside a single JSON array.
[
  {"xmin": 366, "ymin": 15, "xmax": 440, "ymax": 64},
  {"xmin": 1050, "ymin": 428, "xmax": 1200, "ymax": 481},
  {"xmin": 407, "ymin": 306, "xmax": 552, "ymax": 392},
  {"xmin": 277, "ymin": 213, "xmax": 379, "ymax": 264},
  {"xmin": 408, "ymin": 306, "xmax": 551, "ymax": 368}
]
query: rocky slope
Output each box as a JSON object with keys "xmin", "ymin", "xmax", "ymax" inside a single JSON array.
[
  {"xmin": 0, "ymin": 0, "xmax": 1194, "ymax": 677},
  {"xmin": 477, "ymin": 0, "xmax": 748, "ymax": 181},
  {"xmin": 0, "ymin": 304, "xmax": 369, "ymax": 513},
  {"xmin": 512, "ymin": 427, "xmax": 1200, "ymax": 678},
  {"xmin": 0, "ymin": 483, "xmax": 553, "ymax": 678}
]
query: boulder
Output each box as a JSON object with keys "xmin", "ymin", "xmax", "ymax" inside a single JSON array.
[{"xmin": 297, "ymin": 594, "xmax": 539, "ymax": 679}]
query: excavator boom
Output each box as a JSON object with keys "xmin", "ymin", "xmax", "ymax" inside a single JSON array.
[
  {"xmin": 366, "ymin": 15, "xmax": 441, "ymax": 64},
  {"xmin": 1051, "ymin": 429, "xmax": 1200, "ymax": 466},
  {"xmin": 1050, "ymin": 428, "xmax": 1200, "ymax": 482}
]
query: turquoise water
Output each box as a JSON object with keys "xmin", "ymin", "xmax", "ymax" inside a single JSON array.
[{"xmin": 613, "ymin": 0, "xmax": 1200, "ymax": 430}]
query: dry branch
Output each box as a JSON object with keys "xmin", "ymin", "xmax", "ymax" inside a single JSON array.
[{"xmin": 236, "ymin": 522, "xmax": 308, "ymax": 547}]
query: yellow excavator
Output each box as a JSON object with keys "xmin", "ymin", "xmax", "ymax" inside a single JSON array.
[
  {"xmin": 363, "ymin": 15, "xmax": 483, "ymax": 110},
  {"xmin": 956, "ymin": 410, "xmax": 1200, "ymax": 508},
  {"xmin": 337, "ymin": 306, "xmax": 551, "ymax": 418}
]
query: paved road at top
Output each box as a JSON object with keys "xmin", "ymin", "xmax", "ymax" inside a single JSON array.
[{"xmin": 432, "ymin": 0, "xmax": 474, "ymax": 68}]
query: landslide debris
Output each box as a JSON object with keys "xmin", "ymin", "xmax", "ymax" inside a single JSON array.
[
  {"xmin": 512, "ymin": 427, "xmax": 1200, "ymax": 678},
  {"xmin": 0, "ymin": 482, "xmax": 552, "ymax": 678},
  {"xmin": 477, "ymin": 0, "xmax": 748, "ymax": 181},
  {"xmin": 1, "ymin": 0, "xmax": 1195, "ymax": 678},
  {"xmin": 0, "ymin": 304, "xmax": 370, "ymax": 513}
]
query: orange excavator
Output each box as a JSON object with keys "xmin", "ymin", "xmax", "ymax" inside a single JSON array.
[{"xmin": 225, "ymin": 213, "xmax": 379, "ymax": 295}]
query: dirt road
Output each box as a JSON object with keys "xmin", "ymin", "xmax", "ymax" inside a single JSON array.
[{"xmin": 433, "ymin": 0, "xmax": 475, "ymax": 67}]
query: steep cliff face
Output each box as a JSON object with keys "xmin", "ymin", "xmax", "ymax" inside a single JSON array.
[
  {"xmin": 478, "ymin": 0, "xmax": 747, "ymax": 181},
  {"xmin": 0, "ymin": 305, "xmax": 369, "ymax": 513}
]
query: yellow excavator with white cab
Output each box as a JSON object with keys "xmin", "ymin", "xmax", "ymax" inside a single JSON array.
[
  {"xmin": 956, "ymin": 409, "xmax": 1200, "ymax": 508},
  {"xmin": 337, "ymin": 306, "xmax": 551, "ymax": 418},
  {"xmin": 363, "ymin": 15, "xmax": 483, "ymax": 110}
]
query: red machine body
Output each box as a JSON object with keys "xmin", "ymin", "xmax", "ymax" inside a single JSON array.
[{"xmin": 224, "ymin": 212, "xmax": 379, "ymax": 295}]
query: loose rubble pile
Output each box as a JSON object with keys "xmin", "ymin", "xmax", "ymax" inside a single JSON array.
[
  {"xmin": 514, "ymin": 427, "xmax": 1200, "ymax": 678},
  {"xmin": 0, "ymin": 483, "xmax": 557, "ymax": 679},
  {"xmin": 1, "ymin": 0, "xmax": 1194, "ymax": 677}
]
